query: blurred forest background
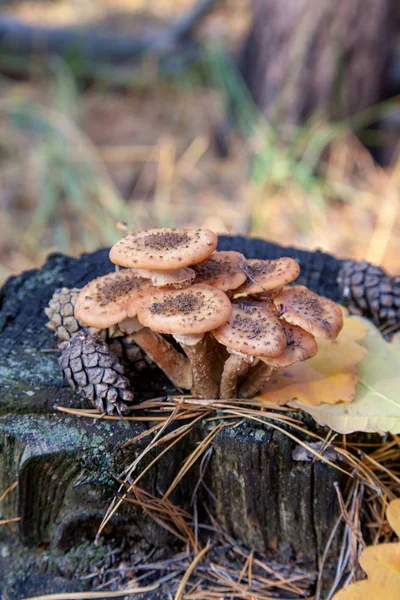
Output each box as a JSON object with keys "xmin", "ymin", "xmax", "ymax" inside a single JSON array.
[{"xmin": 0, "ymin": 0, "xmax": 400, "ymax": 287}]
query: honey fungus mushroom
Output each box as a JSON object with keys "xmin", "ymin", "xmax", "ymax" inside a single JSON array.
[
  {"xmin": 238, "ymin": 321, "xmax": 318, "ymax": 398},
  {"xmin": 136, "ymin": 284, "xmax": 232, "ymax": 398},
  {"xmin": 273, "ymin": 285, "xmax": 343, "ymax": 340},
  {"xmin": 74, "ymin": 270, "xmax": 192, "ymax": 390},
  {"xmin": 212, "ymin": 299, "xmax": 286, "ymax": 399},
  {"xmin": 236, "ymin": 257, "xmax": 300, "ymax": 298},
  {"xmin": 109, "ymin": 228, "xmax": 218, "ymax": 288},
  {"xmin": 192, "ymin": 251, "xmax": 247, "ymax": 294},
  {"xmin": 74, "ymin": 270, "xmax": 151, "ymax": 329},
  {"xmin": 239, "ymin": 287, "xmax": 343, "ymax": 399}
]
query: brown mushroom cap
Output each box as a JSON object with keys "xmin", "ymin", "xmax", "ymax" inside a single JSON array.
[
  {"xmin": 236, "ymin": 258, "xmax": 300, "ymax": 295},
  {"xmin": 261, "ymin": 321, "xmax": 317, "ymax": 367},
  {"xmin": 136, "ymin": 284, "xmax": 232, "ymax": 335},
  {"xmin": 74, "ymin": 270, "xmax": 150, "ymax": 329},
  {"xmin": 109, "ymin": 228, "xmax": 218, "ymax": 270},
  {"xmin": 192, "ymin": 251, "xmax": 247, "ymax": 291},
  {"xmin": 212, "ymin": 299, "xmax": 286, "ymax": 357},
  {"xmin": 273, "ymin": 285, "xmax": 343, "ymax": 340}
]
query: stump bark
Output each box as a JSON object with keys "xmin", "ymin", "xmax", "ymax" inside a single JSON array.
[{"xmin": 0, "ymin": 237, "xmax": 358, "ymax": 598}]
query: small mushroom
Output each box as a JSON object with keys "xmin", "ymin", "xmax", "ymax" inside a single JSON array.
[
  {"xmin": 239, "ymin": 321, "xmax": 318, "ymax": 398},
  {"xmin": 273, "ymin": 285, "xmax": 343, "ymax": 340},
  {"xmin": 136, "ymin": 284, "xmax": 232, "ymax": 398},
  {"xmin": 109, "ymin": 227, "xmax": 218, "ymax": 289},
  {"xmin": 212, "ymin": 299, "xmax": 286, "ymax": 398},
  {"xmin": 236, "ymin": 257, "xmax": 300, "ymax": 298},
  {"xmin": 192, "ymin": 251, "xmax": 247, "ymax": 294},
  {"xmin": 74, "ymin": 270, "xmax": 151, "ymax": 329},
  {"xmin": 74, "ymin": 271, "xmax": 191, "ymax": 390},
  {"xmin": 262, "ymin": 322, "xmax": 318, "ymax": 368}
]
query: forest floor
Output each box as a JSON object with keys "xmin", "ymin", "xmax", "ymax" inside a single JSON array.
[{"xmin": 0, "ymin": 0, "xmax": 400, "ymax": 286}]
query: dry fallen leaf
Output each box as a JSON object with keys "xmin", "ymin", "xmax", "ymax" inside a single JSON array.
[
  {"xmin": 260, "ymin": 315, "xmax": 368, "ymax": 407},
  {"xmin": 333, "ymin": 498, "xmax": 400, "ymax": 600},
  {"xmin": 387, "ymin": 499, "xmax": 400, "ymax": 538},
  {"xmin": 332, "ymin": 572, "xmax": 400, "ymax": 600},
  {"xmin": 288, "ymin": 318, "xmax": 400, "ymax": 434}
]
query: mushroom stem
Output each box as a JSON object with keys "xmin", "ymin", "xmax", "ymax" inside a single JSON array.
[
  {"xmin": 238, "ymin": 362, "xmax": 275, "ymax": 398},
  {"xmin": 128, "ymin": 328, "xmax": 192, "ymax": 390},
  {"xmin": 179, "ymin": 334, "xmax": 219, "ymax": 399},
  {"xmin": 208, "ymin": 334, "xmax": 229, "ymax": 383},
  {"xmin": 220, "ymin": 354, "xmax": 252, "ymax": 399}
]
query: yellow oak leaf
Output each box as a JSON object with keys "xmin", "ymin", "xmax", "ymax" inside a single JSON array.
[
  {"xmin": 260, "ymin": 316, "xmax": 368, "ymax": 407},
  {"xmin": 288, "ymin": 318, "xmax": 400, "ymax": 434},
  {"xmin": 333, "ymin": 498, "xmax": 400, "ymax": 600},
  {"xmin": 387, "ymin": 498, "xmax": 400, "ymax": 538},
  {"xmin": 360, "ymin": 543, "xmax": 400, "ymax": 577},
  {"xmin": 333, "ymin": 572, "xmax": 400, "ymax": 600}
]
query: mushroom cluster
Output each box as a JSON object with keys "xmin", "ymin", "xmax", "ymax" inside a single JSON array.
[{"xmin": 72, "ymin": 227, "xmax": 343, "ymax": 402}]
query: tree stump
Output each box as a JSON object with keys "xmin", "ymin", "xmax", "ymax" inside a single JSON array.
[{"xmin": 0, "ymin": 238, "xmax": 359, "ymax": 598}]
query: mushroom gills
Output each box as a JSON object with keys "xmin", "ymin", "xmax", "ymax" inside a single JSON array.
[{"xmin": 133, "ymin": 267, "xmax": 195, "ymax": 288}]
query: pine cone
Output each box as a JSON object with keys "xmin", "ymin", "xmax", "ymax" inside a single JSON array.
[
  {"xmin": 338, "ymin": 260, "xmax": 400, "ymax": 329},
  {"xmin": 45, "ymin": 288, "xmax": 100, "ymax": 342},
  {"xmin": 59, "ymin": 332, "xmax": 134, "ymax": 416}
]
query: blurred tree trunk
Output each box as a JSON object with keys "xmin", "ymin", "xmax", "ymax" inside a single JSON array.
[{"xmin": 238, "ymin": 0, "xmax": 400, "ymax": 130}]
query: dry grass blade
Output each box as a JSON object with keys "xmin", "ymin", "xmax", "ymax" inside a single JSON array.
[
  {"xmin": 125, "ymin": 424, "xmax": 197, "ymax": 489},
  {"xmin": 97, "ymin": 400, "xmax": 212, "ymax": 543},
  {"xmin": 322, "ymin": 480, "xmax": 365, "ymax": 599},
  {"xmin": 205, "ymin": 568, "xmax": 280, "ymax": 600},
  {"xmin": 334, "ymin": 482, "xmax": 364, "ymax": 546},
  {"xmin": 0, "ymin": 480, "xmax": 18, "ymax": 503},
  {"xmin": 361, "ymin": 450, "xmax": 400, "ymax": 486},
  {"xmin": 220, "ymin": 407, "xmax": 350, "ymax": 474},
  {"xmin": 0, "ymin": 480, "xmax": 19, "ymax": 527},
  {"xmin": 96, "ymin": 404, "xmax": 183, "ymax": 541},
  {"xmin": 316, "ymin": 435, "xmax": 400, "ymax": 598},
  {"xmin": 121, "ymin": 411, "xmax": 207, "ymax": 448},
  {"xmin": 174, "ymin": 543, "xmax": 212, "ymax": 600},
  {"xmin": 0, "ymin": 517, "xmax": 20, "ymax": 525},
  {"xmin": 121, "ymin": 420, "xmax": 169, "ymax": 447},
  {"xmin": 21, "ymin": 581, "xmax": 161, "ymax": 600},
  {"xmin": 55, "ymin": 405, "xmax": 200, "ymax": 422},
  {"xmin": 124, "ymin": 485, "xmax": 196, "ymax": 547},
  {"xmin": 56, "ymin": 382, "xmax": 400, "ymax": 600},
  {"xmin": 204, "ymin": 510, "xmax": 314, "ymax": 596},
  {"xmin": 163, "ymin": 423, "xmax": 224, "ymax": 500}
]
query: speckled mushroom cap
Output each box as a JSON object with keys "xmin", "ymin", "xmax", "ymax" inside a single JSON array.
[
  {"xmin": 136, "ymin": 284, "xmax": 232, "ymax": 335},
  {"xmin": 261, "ymin": 321, "xmax": 317, "ymax": 367},
  {"xmin": 192, "ymin": 251, "xmax": 247, "ymax": 291},
  {"xmin": 212, "ymin": 299, "xmax": 286, "ymax": 357},
  {"xmin": 74, "ymin": 270, "xmax": 151, "ymax": 329},
  {"xmin": 236, "ymin": 258, "xmax": 300, "ymax": 295},
  {"xmin": 109, "ymin": 228, "xmax": 218, "ymax": 270},
  {"xmin": 273, "ymin": 285, "xmax": 343, "ymax": 340}
]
